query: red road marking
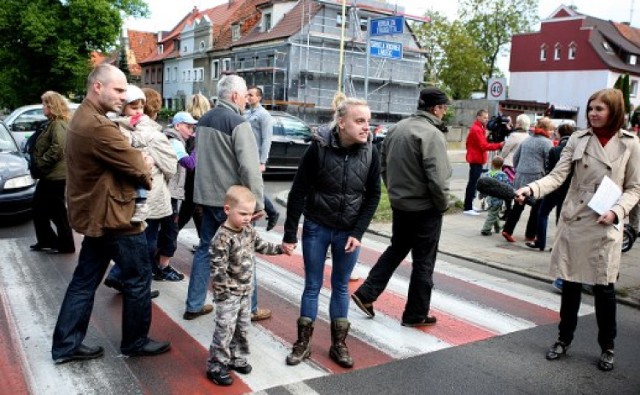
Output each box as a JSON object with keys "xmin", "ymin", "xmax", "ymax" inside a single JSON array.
[
  {"xmin": 256, "ymin": 287, "xmax": 394, "ymax": 372},
  {"xmin": 0, "ymin": 291, "xmax": 30, "ymax": 395},
  {"xmin": 260, "ymin": 254, "xmax": 496, "ymax": 345}
]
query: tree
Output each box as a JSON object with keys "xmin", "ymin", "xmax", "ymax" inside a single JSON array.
[
  {"xmin": 412, "ymin": 12, "xmax": 485, "ymax": 99},
  {"xmin": 458, "ymin": 0, "xmax": 538, "ymax": 92},
  {"xmin": 0, "ymin": 0, "xmax": 148, "ymax": 108}
]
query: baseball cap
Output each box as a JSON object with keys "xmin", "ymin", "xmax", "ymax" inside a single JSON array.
[
  {"xmin": 125, "ymin": 84, "xmax": 145, "ymax": 104},
  {"xmin": 172, "ymin": 111, "xmax": 198, "ymax": 126}
]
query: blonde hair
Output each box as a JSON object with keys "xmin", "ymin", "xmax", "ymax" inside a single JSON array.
[
  {"xmin": 535, "ymin": 116, "xmax": 555, "ymax": 131},
  {"xmin": 41, "ymin": 91, "xmax": 71, "ymax": 122},
  {"xmin": 331, "ymin": 92, "xmax": 368, "ymax": 126},
  {"xmin": 187, "ymin": 93, "xmax": 211, "ymax": 119},
  {"xmin": 224, "ymin": 185, "xmax": 256, "ymax": 207},
  {"xmin": 515, "ymin": 114, "xmax": 530, "ymax": 131}
]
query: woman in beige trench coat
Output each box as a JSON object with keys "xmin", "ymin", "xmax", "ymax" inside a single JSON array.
[{"xmin": 516, "ymin": 88, "xmax": 640, "ymax": 372}]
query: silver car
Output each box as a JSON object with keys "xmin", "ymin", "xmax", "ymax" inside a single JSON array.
[{"xmin": 4, "ymin": 103, "xmax": 79, "ymax": 148}]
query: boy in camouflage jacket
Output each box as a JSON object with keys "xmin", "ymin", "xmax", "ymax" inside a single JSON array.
[
  {"xmin": 206, "ymin": 185, "xmax": 291, "ymax": 386},
  {"xmin": 481, "ymin": 156, "xmax": 510, "ymax": 235}
]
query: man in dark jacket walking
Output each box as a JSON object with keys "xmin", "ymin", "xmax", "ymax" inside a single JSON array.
[{"xmin": 351, "ymin": 87, "xmax": 452, "ymax": 327}]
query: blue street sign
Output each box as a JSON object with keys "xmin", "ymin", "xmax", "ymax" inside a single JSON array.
[
  {"xmin": 369, "ymin": 39, "xmax": 403, "ymax": 60},
  {"xmin": 370, "ymin": 16, "xmax": 405, "ymax": 36}
]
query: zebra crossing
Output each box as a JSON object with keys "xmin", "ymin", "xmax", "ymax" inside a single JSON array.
[{"xmin": 0, "ymin": 226, "xmax": 594, "ymax": 394}]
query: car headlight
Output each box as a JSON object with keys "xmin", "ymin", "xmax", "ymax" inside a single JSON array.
[{"xmin": 4, "ymin": 175, "xmax": 35, "ymax": 189}]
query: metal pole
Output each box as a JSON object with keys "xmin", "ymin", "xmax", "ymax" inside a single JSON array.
[
  {"xmin": 337, "ymin": 0, "xmax": 347, "ymax": 93},
  {"xmin": 365, "ymin": 17, "xmax": 371, "ymax": 100}
]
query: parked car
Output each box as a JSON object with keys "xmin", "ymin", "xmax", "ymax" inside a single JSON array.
[
  {"xmin": 0, "ymin": 121, "xmax": 36, "ymax": 217},
  {"xmin": 4, "ymin": 103, "xmax": 79, "ymax": 149},
  {"xmin": 266, "ymin": 111, "xmax": 313, "ymax": 174}
]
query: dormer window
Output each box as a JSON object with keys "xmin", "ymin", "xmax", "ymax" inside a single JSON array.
[
  {"xmin": 630, "ymin": 54, "xmax": 637, "ymax": 65},
  {"xmin": 540, "ymin": 44, "xmax": 547, "ymax": 61},
  {"xmin": 157, "ymin": 44, "xmax": 164, "ymax": 54},
  {"xmin": 568, "ymin": 43, "xmax": 576, "ymax": 60},
  {"xmin": 554, "ymin": 43, "xmax": 561, "ymax": 60},
  {"xmin": 263, "ymin": 12, "xmax": 272, "ymax": 31},
  {"xmin": 199, "ymin": 41, "xmax": 205, "ymax": 52},
  {"xmin": 603, "ymin": 40, "xmax": 614, "ymax": 54},
  {"xmin": 232, "ymin": 24, "xmax": 241, "ymax": 41},
  {"xmin": 183, "ymin": 45, "xmax": 188, "ymax": 53}
]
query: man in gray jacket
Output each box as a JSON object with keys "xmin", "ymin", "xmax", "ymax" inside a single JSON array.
[
  {"xmin": 352, "ymin": 87, "xmax": 452, "ymax": 327},
  {"xmin": 183, "ymin": 75, "xmax": 266, "ymax": 320}
]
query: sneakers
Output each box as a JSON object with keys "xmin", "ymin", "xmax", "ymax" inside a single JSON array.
[
  {"xmin": 183, "ymin": 304, "xmax": 214, "ymax": 320},
  {"xmin": 207, "ymin": 366, "xmax": 233, "ymax": 386},
  {"xmin": 351, "ymin": 292, "xmax": 375, "ymax": 318},
  {"xmin": 131, "ymin": 202, "xmax": 149, "ymax": 223},
  {"xmin": 229, "ymin": 362, "xmax": 252, "ymax": 374},
  {"xmin": 480, "ymin": 230, "xmax": 492, "ymax": 236},
  {"xmin": 551, "ymin": 278, "xmax": 563, "ymax": 293},
  {"xmin": 545, "ymin": 341, "xmax": 568, "ymax": 360},
  {"xmin": 401, "ymin": 315, "xmax": 437, "ymax": 327},
  {"xmin": 266, "ymin": 212, "xmax": 280, "ymax": 231},
  {"xmin": 463, "ymin": 210, "xmax": 480, "ymax": 216},
  {"xmin": 598, "ymin": 350, "xmax": 614, "ymax": 371},
  {"xmin": 251, "ymin": 308, "xmax": 272, "ymax": 321},
  {"xmin": 153, "ymin": 264, "xmax": 185, "ymax": 281}
]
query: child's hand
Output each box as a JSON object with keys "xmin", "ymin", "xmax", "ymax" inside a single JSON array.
[{"xmin": 282, "ymin": 242, "xmax": 296, "ymax": 255}]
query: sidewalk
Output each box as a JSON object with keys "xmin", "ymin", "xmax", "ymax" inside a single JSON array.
[{"xmin": 276, "ymin": 149, "xmax": 640, "ymax": 308}]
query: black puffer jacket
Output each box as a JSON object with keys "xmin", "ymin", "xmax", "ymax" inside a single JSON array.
[{"xmin": 283, "ymin": 125, "xmax": 381, "ymax": 244}]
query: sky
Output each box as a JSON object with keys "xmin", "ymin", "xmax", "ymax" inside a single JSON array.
[
  {"xmin": 125, "ymin": 0, "xmax": 640, "ymax": 74},
  {"xmin": 127, "ymin": 0, "xmax": 640, "ymax": 32}
]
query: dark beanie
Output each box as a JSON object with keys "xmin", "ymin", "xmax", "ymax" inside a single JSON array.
[{"xmin": 418, "ymin": 87, "xmax": 451, "ymax": 109}]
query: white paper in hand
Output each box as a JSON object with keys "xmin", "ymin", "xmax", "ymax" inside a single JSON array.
[{"xmin": 588, "ymin": 175, "xmax": 622, "ymax": 215}]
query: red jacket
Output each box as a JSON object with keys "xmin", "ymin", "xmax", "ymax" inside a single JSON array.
[{"xmin": 465, "ymin": 120, "xmax": 502, "ymax": 164}]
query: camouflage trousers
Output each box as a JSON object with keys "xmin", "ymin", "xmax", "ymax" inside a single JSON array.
[{"xmin": 206, "ymin": 293, "xmax": 251, "ymax": 372}]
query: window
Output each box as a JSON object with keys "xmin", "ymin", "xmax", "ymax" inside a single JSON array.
[
  {"xmin": 211, "ymin": 60, "xmax": 220, "ymax": 79},
  {"xmin": 187, "ymin": 70, "xmax": 191, "ymax": 82},
  {"xmin": 199, "ymin": 41, "xmax": 205, "ymax": 52},
  {"xmin": 263, "ymin": 12, "xmax": 272, "ymax": 31},
  {"xmin": 157, "ymin": 67, "xmax": 162, "ymax": 82},
  {"xmin": 222, "ymin": 58, "xmax": 231, "ymax": 72},
  {"xmin": 232, "ymin": 24, "xmax": 241, "ymax": 41},
  {"xmin": 554, "ymin": 44, "xmax": 561, "ymax": 60},
  {"xmin": 183, "ymin": 45, "xmax": 188, "ymax": 53},
  {"xmin": 568, "ymin": 43, "xmax": 576, "ymax": 60},
  {"xmin": 630, "ymin": 54, "xmax": 637, "ymax": 65},
  {"xmin": 631, "ymin": 80, "xmax": 638, "ymax": 98},
  {"xmin": 145, "ymin": 69, "xmax": 150, "ymax": 84},
  {"xmin": 166, "ymin": 67, "xmax": 170, "ymax": 82},
  {"xmin": 603, "ymin": 41, "xmax": 614, "ymax": 54},
  {"xmin": 150, "ymin": 69, "xmax": 155, "ymax": 84},
  {"xmin": 157, "ymin": 44, "xmax": 163, "ymax": 54},
  {"xmin": 173, "ymin": 67, "xmax": 178, "ymax": 82},
  {"xmin": 540, "ymin": 45, "xmax": 547, "ymax": 61},
  {"xmin": 182, "ymin": 70, "xmax": 187, "ymax": 82},
  {"xmin": 360, "ymin": 16, "xmax": 368, "ymax": 31}
]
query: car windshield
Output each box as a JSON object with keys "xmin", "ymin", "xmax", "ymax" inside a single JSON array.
[
  {"xmin": 0, "ymin": 123, "xmax": 19, "ymax": 153},
  {"xmin": 275, "ymin": 116, "xmax": 312, "ymax": 139}
]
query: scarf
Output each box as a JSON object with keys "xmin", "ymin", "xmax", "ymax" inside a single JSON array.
[
  {"xmin": 532, "ymin": 127, "xmax": 550, "ymax": 138},
  {"xmin": 592, "ymin": 128, "xmax": 617, "ymax": 146}
]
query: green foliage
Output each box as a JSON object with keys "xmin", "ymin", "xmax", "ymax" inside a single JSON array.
[
  {"xmin": 458, "ymin": 0, "xmax": 539, "ymax": 91},
  {"xmin": 157, "ymin": 107, "xmax": 178, "ymax": 123},
  {"xmin": 615, "ymin": 74, "xmax": 632, "ymax": 114},
  {"xmin": 0, "ymin": 0, "xmax": 148, "ymax": 108}
]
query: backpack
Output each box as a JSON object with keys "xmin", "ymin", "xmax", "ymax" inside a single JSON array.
[{"xmin": 23, "ymin": 119, "xmax": 50, "ymax": 179}]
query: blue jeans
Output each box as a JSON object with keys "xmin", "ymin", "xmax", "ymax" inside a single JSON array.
[
  {"xmin": 535, "ymin": 193, "xmax": 565, "ymax": 250},
  {"xmin": 185, "ymin": 205, "xmax": 226, "ymax": 313},
  {"xmin": 52, "ymin": 232, "xmax": 152, "ymax": 359},
  {"xmin": 464, "ymin": 164, "xmax": 484, "ymax": 211},
  {"xmin": 300, "ymin": 219, "xmax": 359, "ymax": 321}
]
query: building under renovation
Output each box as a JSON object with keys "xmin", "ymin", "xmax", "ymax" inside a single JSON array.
[{"xmin": 139, "ymin": 0, "xmax": 428, "ymax": 125}]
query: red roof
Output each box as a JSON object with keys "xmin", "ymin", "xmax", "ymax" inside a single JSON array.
[{"xmin": 127, "ymin": 30, "xmax": 158, "ymax": 75}]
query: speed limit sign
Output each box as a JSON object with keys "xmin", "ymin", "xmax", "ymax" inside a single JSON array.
[{"xmin": 487, "ymin": 78, "xmax": 506, "ymax": 100}]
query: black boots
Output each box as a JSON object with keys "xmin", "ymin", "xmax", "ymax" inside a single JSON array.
[
  {"xmin": 329, "ymin": 319, "xmax": 353, "ymax": 368},
  {"xmin": 286, "ymin": 317, "xmax": 314, "ymax": 365}
]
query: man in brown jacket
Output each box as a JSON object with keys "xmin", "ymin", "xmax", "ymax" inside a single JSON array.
[{"xmin": 51, "ymin": 64, "xmax": 171, "ymax": 363}]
